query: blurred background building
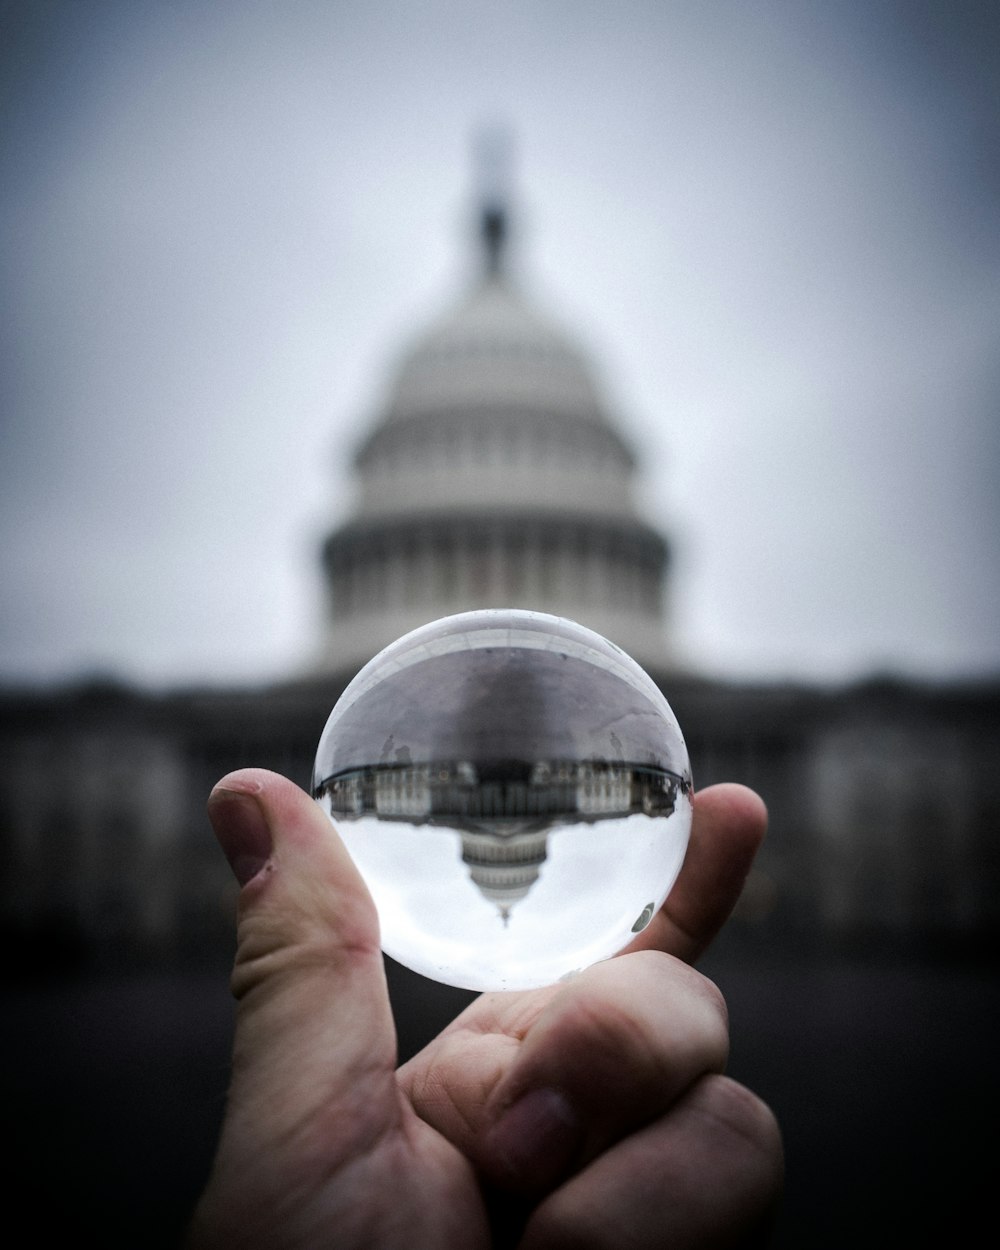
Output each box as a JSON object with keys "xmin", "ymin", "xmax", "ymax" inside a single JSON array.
[{"xmin": 2, "ymin": 180, "xmax": 997, "ymax": 973}]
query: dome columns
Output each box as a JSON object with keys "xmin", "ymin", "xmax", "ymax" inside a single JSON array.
[{"xmin": 321, "ymin": 512, "xmax": 669, "ymax": 676}]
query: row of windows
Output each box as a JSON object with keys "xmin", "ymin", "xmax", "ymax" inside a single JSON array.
[
  {"xmin": 357, "ymin": 412, "xmax": 632, "ymax": 477},
  {"xmin": 328, "ymin": 533, "xmax": 663, "ymax": 617},
  {"xmin": 410, "ymin": 337, "xmax": 579, "ymax": 364}
]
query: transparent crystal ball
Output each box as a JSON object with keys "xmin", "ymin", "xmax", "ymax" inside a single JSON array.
[{"xmin": 312, "ymin": 610, "xmax": 693, "ymax": 991}]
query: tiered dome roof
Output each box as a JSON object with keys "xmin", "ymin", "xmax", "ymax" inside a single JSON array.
[
  {"xmin": 376, "ymin": 273, "xmax": 610, "ymax": 424},
  {"xmin": 353, "ymin": 267, "xmax": 638, "ymax": 524},
  {"xmin": 318, "ymin": 195, "xmax": 671, "ymax": 679}
]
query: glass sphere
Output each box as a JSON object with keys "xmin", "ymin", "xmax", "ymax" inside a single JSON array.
[{"xmin": 312, "ymin": 609, "xmax": 692, "ymax": 991}]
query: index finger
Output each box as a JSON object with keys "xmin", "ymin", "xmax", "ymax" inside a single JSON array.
[{"xmin": 624, "ymin": 783, "xmax": 767, "ymax": 964}]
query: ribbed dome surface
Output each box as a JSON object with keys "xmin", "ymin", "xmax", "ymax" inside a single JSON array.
[
  {"xmin": 353, "ymin": 272, "xmax": 637, "ymax": 524},
  {"xmin": 379, "ymin": 274, "xmax": 606, "ymax": 423}
]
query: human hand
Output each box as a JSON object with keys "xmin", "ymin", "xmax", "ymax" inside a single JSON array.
[{"xmin": 187, "ymin": 769, "xmax": 782, "ymax": 1249}]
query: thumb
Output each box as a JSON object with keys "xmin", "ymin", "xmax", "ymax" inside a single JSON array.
[{"xmin": 207, "ymin": 768, "xmax": 398, "ymax": 1167}]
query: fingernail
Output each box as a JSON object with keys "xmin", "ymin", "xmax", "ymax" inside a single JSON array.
[
  {"xmin": 486, "ymin": 1087, "xmax": 583, "ymax": 1192},
  {"xmin": 208, "ymin": 785, "xmax": 272, "ymax": 886}
]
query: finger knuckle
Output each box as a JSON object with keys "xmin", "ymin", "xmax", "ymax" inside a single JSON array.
[{"xmin": 694, "ymin": 1074, "xmax": 785, "ymax": 1190}]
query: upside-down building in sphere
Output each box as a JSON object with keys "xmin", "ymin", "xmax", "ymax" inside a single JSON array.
[{"xmin": 317, "ymin": 192, "xmax": 671, "ymax": 680}]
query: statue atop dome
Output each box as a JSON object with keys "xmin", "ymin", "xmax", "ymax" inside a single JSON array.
[
  {"xmin": 480, "ymin": 202, "xmax": 507, "ymax": 276},
  {"xmin": 474, "ymin": 125, "xmax": 514, "ymax": 278}
]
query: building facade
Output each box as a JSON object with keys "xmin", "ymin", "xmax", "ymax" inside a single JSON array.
[{"xmin": 2, "ymin": 194, "xmax": 997, "ymax": 972}]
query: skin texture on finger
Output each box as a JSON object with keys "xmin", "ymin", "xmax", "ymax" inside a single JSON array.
[
  {"xmin": 399, "ymin": 783, "xmax": 767, "ymax": 1196},
  {"xmin": 189, "ymin": 769, "xmax": 490, "ymax": 1250},
  {"xmin": 208, "ymin": 769, "xmax": 397, "ymax": 1156},
  {"xmin": 625, "ymin": 783, "xmax": 768, "ymax": 964},
  {"xmin": 400, "ymin": 950, "xmax": 729, "ymax": 1196},
  {"xmin": 518, "ymin": 1074, "xmax": 785, "ymax": 1250},
  {"xmin": 398, "ymin": 782, "xmax": 767, "ymax": 1202}
]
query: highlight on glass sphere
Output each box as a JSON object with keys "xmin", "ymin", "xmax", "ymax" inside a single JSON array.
[{"xmin": 312, "ymin": 609, "xmax": 693, "ymax": 991}]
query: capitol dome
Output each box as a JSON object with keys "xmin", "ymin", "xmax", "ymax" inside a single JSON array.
[{"xmin": 318, "ymin": 194, "xmax": 672, "ymax": 678}]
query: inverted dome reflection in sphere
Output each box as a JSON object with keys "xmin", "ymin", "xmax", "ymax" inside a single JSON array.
[{"xmin": 312, "ymin": 609, "xmax": 692, "ymax": 991}]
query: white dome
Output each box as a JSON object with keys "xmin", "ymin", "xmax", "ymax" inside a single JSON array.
[
  {"xmin": 354, "ymin": 272, "xmax": 637, "ymax": 524},
  {"xmin": 382, "ymin": 273, "xmax": 606, "ymax": 422},
  {"xmin": 318, "ymin": 201, "xmax": 672, "ymax": 678}
]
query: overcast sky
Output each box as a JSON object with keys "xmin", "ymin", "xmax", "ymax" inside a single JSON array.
[{"xmin": 2, "ymin": 0, "xmax": 998, "ymax": 690}]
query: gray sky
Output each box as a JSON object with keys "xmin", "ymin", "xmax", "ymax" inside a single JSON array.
[{"xmin": 2, "ymin": 0, "xmax": 998, "ymax": 690}]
